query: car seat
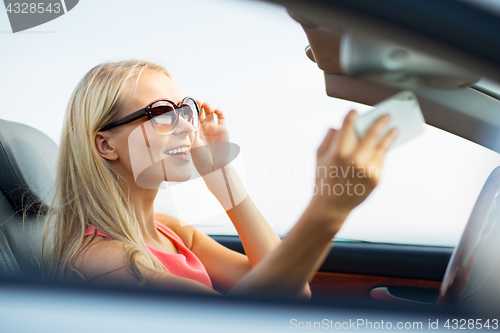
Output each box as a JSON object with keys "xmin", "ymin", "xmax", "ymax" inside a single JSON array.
[{"xmin": 0, "ymin": 118, "xmax": 57, "ymax": 279}]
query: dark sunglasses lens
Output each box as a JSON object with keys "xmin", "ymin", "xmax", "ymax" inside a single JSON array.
[
  {"xmin": 181, "ymin": 98, "xmax": 199, "ymax": 130},
  {"xmin": 150, "ymin": 103, "xmax": 177, "ymax": 133}
]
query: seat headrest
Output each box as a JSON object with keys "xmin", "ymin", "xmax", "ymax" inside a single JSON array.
[{"xmin": 0, "ymin": 119, "xmax": 57, "ymax": 214}]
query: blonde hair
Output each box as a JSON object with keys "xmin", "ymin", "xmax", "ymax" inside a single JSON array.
[{"xmin": 42, "ymin": 59, "xmax": 171, "ymax": 283}]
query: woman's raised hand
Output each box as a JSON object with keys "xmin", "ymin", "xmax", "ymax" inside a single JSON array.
[
  {"xmin": 312, "ymin": 110, "xmax": 397, "ymax": 219},
  {"xmin": 196, "ymin": 100, "xmax": 230, "ymax": 144},
  {"xmin": 191, "ymin": 101, "xmax": 232, "ymax": 176}
]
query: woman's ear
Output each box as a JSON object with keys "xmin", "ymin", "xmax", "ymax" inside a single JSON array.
[{"xmin": 95, "ymin": 132, "xmax": 119, "ymax": 161}]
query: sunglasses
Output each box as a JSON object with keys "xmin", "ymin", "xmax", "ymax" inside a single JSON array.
[{"xmin": 100, "ymin": 97, "xmax": 200, "ymax": 134}]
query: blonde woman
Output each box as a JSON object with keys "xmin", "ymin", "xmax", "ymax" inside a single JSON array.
[{"xmin": 43, "ymin": 60, "xmax": 396, "ymax": 299}]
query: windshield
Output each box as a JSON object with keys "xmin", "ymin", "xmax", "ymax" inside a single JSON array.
[{"xmin": 2, "ymin": 0, "xmax": 499, "ymax": 247}]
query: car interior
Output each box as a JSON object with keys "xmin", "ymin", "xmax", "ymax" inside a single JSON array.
[{"xmin": 2, "ymin": 0, "xmax": 500, "ymax": 317}]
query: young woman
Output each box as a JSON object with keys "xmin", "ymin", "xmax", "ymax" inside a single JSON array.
[{"xmin": 43, "ymin": 59, "xmax": 396, "ymax": 299}]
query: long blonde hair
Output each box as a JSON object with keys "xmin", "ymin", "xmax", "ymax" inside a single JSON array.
[{"xmin": 43, "ymin": 60, "xmax": 171, "ymax": 283}]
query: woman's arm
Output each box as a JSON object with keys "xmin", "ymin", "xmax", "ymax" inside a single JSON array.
[
  {"xmin": 208, "ymin": 165, "xmax": 281, "ymax": 268},
  {"xmin": 226, "ymin": 196, "xmax": 346, "ymax": 298},
  {"xmin": 227, "ymin": 110, "xmax": 397, "ymax": 298},
  {"xmin": 194, "ymin": 102, "xmax": 310, "ymax": 298},
  {"xmin": 154, "ymin": 212, "xmax": 250, "ymax": 294}
]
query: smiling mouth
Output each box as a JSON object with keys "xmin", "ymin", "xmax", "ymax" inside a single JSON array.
[{"xmin": 165, "ymin": 146, "xmax": 190, "ymax": 155}]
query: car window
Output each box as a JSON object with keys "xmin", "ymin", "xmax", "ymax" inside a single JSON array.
[{"xmin": 2, "ymin": 0, "xmax": 499, "ymax": 247}]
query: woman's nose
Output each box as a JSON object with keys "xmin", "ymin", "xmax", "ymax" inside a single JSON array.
[{"xmin": 173, "ymin": 112, "xmax": 195, "ymax": 135}]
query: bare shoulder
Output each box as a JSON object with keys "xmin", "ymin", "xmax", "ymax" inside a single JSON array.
[
  {"xmin": 154, "ymin": 212, "xmax": 196, "ymax": 250},
  {"xmin": 74, "ymin": 236, "xmax": 153, "ymax": 285},
  {"xmin": 74, "ymin": 233, "xmax": 221, "ymax": 296}
]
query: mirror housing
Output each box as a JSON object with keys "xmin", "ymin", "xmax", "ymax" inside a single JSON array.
[{"xmin": 340, "ymin": 32, "xmax": 481, "ymax": 90}]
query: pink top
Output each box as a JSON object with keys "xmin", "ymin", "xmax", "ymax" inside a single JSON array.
[{"xmin": 84, "ymin": 220, "xmax": 213, "ymax": 289}]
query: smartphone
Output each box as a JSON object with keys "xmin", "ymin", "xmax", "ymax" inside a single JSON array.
[{"xmin": 353, "ymin": 90, "xmax": 425, "ymax": 150}]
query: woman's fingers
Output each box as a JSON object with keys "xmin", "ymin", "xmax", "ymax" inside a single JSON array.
[
  {"xmin": 199, "ymin": 101, "xmax": 225, "ymax": 125},
  {"xmin": 357, "ymin": 114, "xmax": 390, "ymax": 154},
  {"xmin": 374, "ymin": 127, "xmax": 398, "ymax": 161},
  {"xmin": 201, "ymin": 102, "xmax": 214, "ymax": 123},
  {"xmin": 311, "ymin": 110, "xmax": 397, "ymax": 216},
  {"xmin": 337, "ymin": 110, "xmax": 358, "ymax": 156},
  {"xmin": 362, "ymin": 114, "xmax": 390, "ymax": 144},
  {"xmin": 200, "ymin": 108, "xmax": 206, "ymax": 122},
  {"xmin": 198, "ymin": 101, "xmax": 225, "ymax": 126},
  {"xmin": 196, "ymin": 99, "xmax": 204, "ymax": 121},
  {"xmin": 213, "ymin": 108, "xmax": 225, "ymax": 125},
  {"xmin": 317, "ymin": 128, "xmax": 338, "ymax": 156}
]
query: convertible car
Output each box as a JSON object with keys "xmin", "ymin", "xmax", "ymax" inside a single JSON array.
[{"xmin": 1, "ymin": 0, "xmax": 500, "ymax": 331}]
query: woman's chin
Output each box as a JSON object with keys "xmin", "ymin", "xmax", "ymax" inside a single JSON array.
[
  {"xmin": 135, "ymin": 174, "xmax": 191, "ymax": 189},
  {"xmin": 165, "ymin": 172, "xmax": 192, "ymax": 183},
  {"xmin": 133, "ymin": 160, "xmax": 193, "ymax": 188},
  {"xmin": 146, "ymin": 172, "xmax": 192, "ymax": 187}
]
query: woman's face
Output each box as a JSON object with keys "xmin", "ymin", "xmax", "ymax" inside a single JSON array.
[{"xmin": 100, "ymin": 70, "xmax": 196, "ymax": 189}]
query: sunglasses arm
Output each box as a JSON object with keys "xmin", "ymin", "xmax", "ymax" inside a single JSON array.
[{"xmin": 100, "ymin": 108, "xmax": 149, "ymax": 132}]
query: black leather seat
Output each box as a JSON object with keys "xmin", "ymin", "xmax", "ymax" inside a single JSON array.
[{"xmin": 0, "ymin": 119, "xmax": 57, "ymax": 279}]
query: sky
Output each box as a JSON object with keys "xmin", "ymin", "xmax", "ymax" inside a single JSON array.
[{"xmin": 1, "ymin": 0, "xmax": 500, "ymax": 246}]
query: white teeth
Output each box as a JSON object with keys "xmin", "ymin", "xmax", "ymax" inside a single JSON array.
[{"xmin": 166, "ymin": 146, "xmax": 190, "ymax": 155}]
